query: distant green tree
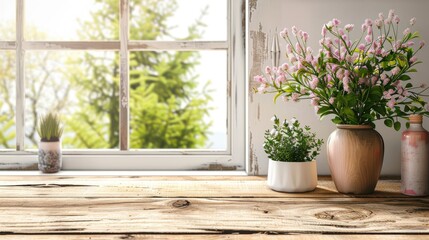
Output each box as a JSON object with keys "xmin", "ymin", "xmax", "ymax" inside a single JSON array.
[{"xmin": 64, "ymin": 0, "xmax": 211, "ymax": 148}]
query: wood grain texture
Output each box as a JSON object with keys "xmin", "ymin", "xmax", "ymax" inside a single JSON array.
[
  {"xmin": 0, "ymin": 176, "xmax": 403, "ymax": 198},
  {"xmin": 0, "ymin": 176, "xmax": 427, "ymax": 238},
  {"xmin": 0, "ymin": 197, "xmax": 428, "ymax": 234},
  {"xmin": 1, "ymin": 235, "xmax": 428, "ymax": 240}
]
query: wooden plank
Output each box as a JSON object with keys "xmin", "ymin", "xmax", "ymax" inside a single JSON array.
[
  {"xmin": 1, "ymin": 234, "xmax": 428, "ymax": 240},
  {"xmin": 0, "ymin": 197, "xmax": 428, "ymax": 234},
  {"xmin": 0, "ymin": 177, "xmax": 405, "ymax": 198}
]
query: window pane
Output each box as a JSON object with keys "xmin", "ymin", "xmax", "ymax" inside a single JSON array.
[
  {"xmin": 0, "ymin": 0, "xmax": 15, "ymax": 40},
  {"xmin": 25, "ymin": 0, "xmax": 119, "ymax": 41},
  {"xmin": 0, "ymin": 51, "xmax": 16, "ymax": 149},
  {"xmin": 130, "ymin": 0, "xmax": 227, "ymax": 41},
  {"xmin": 25, "ymin": 51, "xmax": 119, "ymax": 149},
  {"xmin": 130, "ymin": 50, "xmax": 227, "ymax": 149}
]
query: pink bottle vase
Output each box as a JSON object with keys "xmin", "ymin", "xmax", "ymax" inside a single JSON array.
[{"xmin": 401, "ymin": 115, "xmax": 429, "ymax": 196}]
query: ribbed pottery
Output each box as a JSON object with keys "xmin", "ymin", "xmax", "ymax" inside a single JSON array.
[{"xmin": 327, "ymin": 125, "xmax": 384, "ymax": 194}]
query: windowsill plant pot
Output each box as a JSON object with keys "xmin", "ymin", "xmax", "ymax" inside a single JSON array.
[
  {"xmin": 267, "ymin": 159, "xmax": 317, "ymax": 192},
  {"xmin": 37, "ymin": 113, "xmax": 64, "ymax": 174},
  {"xmin": 327, "ymin": 124, "xmax": 384, "ymax": 194},
  {"xmin": 38, "ymin": 141, "xmax": 62, "ymax": 173},
  {"xmin": 264, "ymin": 116, "xmax": 323, "ymax": 193}
]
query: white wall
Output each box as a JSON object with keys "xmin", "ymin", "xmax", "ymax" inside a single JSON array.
[{"xmin": 248, "ymin": 0, "xmax": 429, "ymax": 175}]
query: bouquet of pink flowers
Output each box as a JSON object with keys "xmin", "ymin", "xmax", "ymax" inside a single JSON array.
[{"xmin": 255, "ymin": 10, "xmax": 427, "ymax": 130}]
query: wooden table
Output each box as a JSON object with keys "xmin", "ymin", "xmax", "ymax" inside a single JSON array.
[{"xmin": 0, "ymin": 175, "xmax": 427, "ymax": 239}]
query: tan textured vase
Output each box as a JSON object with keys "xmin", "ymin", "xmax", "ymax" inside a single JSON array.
[{"xmin": 327, "ymin": 125, "xmax": 384, "ymax": 194}]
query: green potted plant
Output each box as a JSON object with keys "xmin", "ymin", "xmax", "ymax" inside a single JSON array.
[
  {"xmin": 37, "ymin": 113, "xmax": 64, "ymax": 173},
  {"xmin": 264, "ymin": 116, "xmax": 323, "ymax": 192},
  {"xmin": 255, "ymin": 10, "xmax": 428, "ymax": 194}
]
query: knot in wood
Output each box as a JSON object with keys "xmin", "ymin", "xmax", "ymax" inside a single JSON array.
[
  {"xmin": 172, "ymin": 200, "xmax": 191, "ymax": 209},
  {"xmin": 315, "ymin": 208, "xmax": 372, "ymax": 221}
]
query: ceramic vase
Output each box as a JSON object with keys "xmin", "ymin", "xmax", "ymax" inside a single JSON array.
[
  {"xmin": 267, "ymin": 159, "xmax": 317, "ymax": 192},
  {"xmin": 38, "ymin": 141, "xmax": 62, "ymax": 173},
  {"xmin": 401, "ymin": 115, "xmax": 429, "ymax": 196},
  {"xmin": 327, "ymin": 125, "xmax": 384, "ymax": 194}
]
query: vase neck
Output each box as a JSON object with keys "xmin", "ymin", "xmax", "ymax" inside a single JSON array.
[{"xmin": 336, "ymin": 124, "xmax": 372, "ymax": 130}]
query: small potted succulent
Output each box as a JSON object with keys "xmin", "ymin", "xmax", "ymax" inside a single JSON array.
[
  {"xmin": 37, "ymin": 113, "xmax": 64, "ymax": 173},
  {"xmin": 264, "ymin": 116, "xmax": 323, "ymax": 192}
]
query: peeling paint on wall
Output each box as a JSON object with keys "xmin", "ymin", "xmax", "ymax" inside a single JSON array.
[
  {"xmin": 248, "ymin": 132, "xmax": 259, "ymax": 175},
  {"xmin": 249, "ymin": 23, "xmax": 267, "ymax": 102},
  {"xmin": 249, "ymin": 0, "xmax": 258, "ymax": 23}
]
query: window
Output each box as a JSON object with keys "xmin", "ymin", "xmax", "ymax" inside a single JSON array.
[{"xmin": 0, "ymin": 0, "xmax": 245, "ymax": 170}]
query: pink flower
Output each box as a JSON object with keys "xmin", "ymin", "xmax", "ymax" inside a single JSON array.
[
  {"xmin": 358, "ymin": 43, "xmax": 366, "ymax": 51},
  {"xmin": 310, "ymin": 77, "xmax": 319, "ymax": 89},
  {"xmin": 361, "ymin": 24, "xmax": 367, "ymax": 32},
  {"xmin": 280, "ymin": 28, "xmax": 288, "ymax": 38},
  {"xmin": 365, "ymin": 35, "xmax": 372, "ymax": 43},
  {"xmin": 292, "ymin": 26, "xmax": 298, "ymax": 36},
  {"xmin": 289, "ymin": 56, "xmax": 297, "ymax": 63},
  {"xmin": 420, "ymin": 40, "xmax": 426, "ymax": 48},
  {"xmin": 276, "ymin": 75, "xmax": 285, "ymax": 85},
  {"xmin": 391, "ymin": 67, "xmax": 400, "ymax": 75},
  {"xmin": 265, "ymin": 66, "xmax": 271, "ymax": 74},
  {"xmin": 291, "ymin": 93, "xmax": 300, "ymax": 102},
  {"xmin": 410, "ymin": 17, "xmax": 416, "ymax": 26},
  {"xmin": 374, "ymin": 19, "xmax": 382, "ymax": 28},
  {"xmin": 295, "ymin": 42, "xmax": 302, "ymax": 53},
  {"xmin": 403, "ymin": 28, "xmax": 410, "ymax": 35},
  {"xmin": 302, "ymin": 32, "xmax": 309, "ymax": 42},
  {"xmin": 393, "ymin": 15, "xmax": 400, "ymax": 24},
  {"xmin": 406, "ymin": 41, "xmax": 415, "ymax": 47},
  {"xmin": 384, "ymin": 18, "xmax": 392, "ymax": 25},
  {"xmin": 286, "ymin": 44, "xmax": 292, "ymax": 54},
  {"xmin": 332, "ymin": 18, "xmax": 341, "ymax": 26},
  {"xmin": 371, "ymin": 76, "xmax": 378, "ymax": 85},
  {"xmin": 367, "ymin": 26, "xmax": 373, "ymax": 35},
  {"xmin": 338, "ymin": 28, "xmax": 344, "ymax": 36},
  {"xmin": 344, "ymin": 24, "xmax": 354, "ymax": 32},
  {"xmin": 281, "ymin": 63, "xmax": 289, "ymax": 71},
  {"xmin": 365, "ymin": 18, "xmax": 373, "ymax": 27},
  {"xmin": 311, "ymin": 97, "xmax": 320, "ymax": 106},
  {"xmin": 387, "ymin": 99, "xmax": 395, "ymax": 109},
  {"xmin": 321, "ymin": 25, "xmax": 327, "ymax": 37},
  {"xmin": 388, "ymin": 9, "xmax": 395, "ymax": 19},
  {"xmin": 383, "ymin": 91, "xmax": 391, "ymax": 99},
  {"xmin": 329, "ymin": 97, "xmax": 335, "ymax": 104},
  {"xmin": 254, "ymin": 75, "xmax": 266, "ymax": 84},
  {"xmin": 383, "ymin": 77, "xmax": 390, "ymax": 86},
  {"xmin": 257, "ymin": 83, "xmax": 268, "ymax": 93},
  {"xmin": 409, "ymin": 56, "xmax": 417, "ymax": 63},
  {"xmin": 378, "ymin": 12, "xmax": 384, "ymax": 20}
]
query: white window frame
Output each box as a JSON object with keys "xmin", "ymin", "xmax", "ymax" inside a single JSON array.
[{"xmin": 0, "ymin": 0, "xmax": 246, "ymax": 171}]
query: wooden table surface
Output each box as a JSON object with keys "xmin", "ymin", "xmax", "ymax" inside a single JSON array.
[{"xmin": 0, "ymin": 175, "xmax": 427, "ymax": 239}]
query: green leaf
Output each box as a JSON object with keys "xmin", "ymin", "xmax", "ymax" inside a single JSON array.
[
  {"xmin": 394, "ymin": 121, "xmax": 401, "ymax": 131},
  {"xmin": 384, "ymin": 119, "xmax": 393, "ymax": 128},
  {"xmin": 398, "ymin": 75, "xmax": 411, "ymax": 81}
]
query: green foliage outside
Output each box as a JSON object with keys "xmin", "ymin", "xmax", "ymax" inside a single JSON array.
[
  {"xmin": 64, "ymin": 0, "xmax": 212, "ymax": 149},
  {"xmin": 0, "ymin": 0, "xmax": 212, "ymax": 149}
]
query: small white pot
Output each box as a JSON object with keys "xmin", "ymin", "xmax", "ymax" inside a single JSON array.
[
  {"xmin": 38, "ymin": 141, "xmax": 62, "ymax": 173},
  {"xmin": 267, "ymin": 159, "xmax": 317, "ymax": 192}
]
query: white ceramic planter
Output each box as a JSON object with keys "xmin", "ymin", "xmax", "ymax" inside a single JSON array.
[
  {"xmin": 267, "ymin": 159, "xmax": 317, "ymax": 192},
  {"xmin": 38, "ymin": 141, "xmax": 62, "ymax": 173}
]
